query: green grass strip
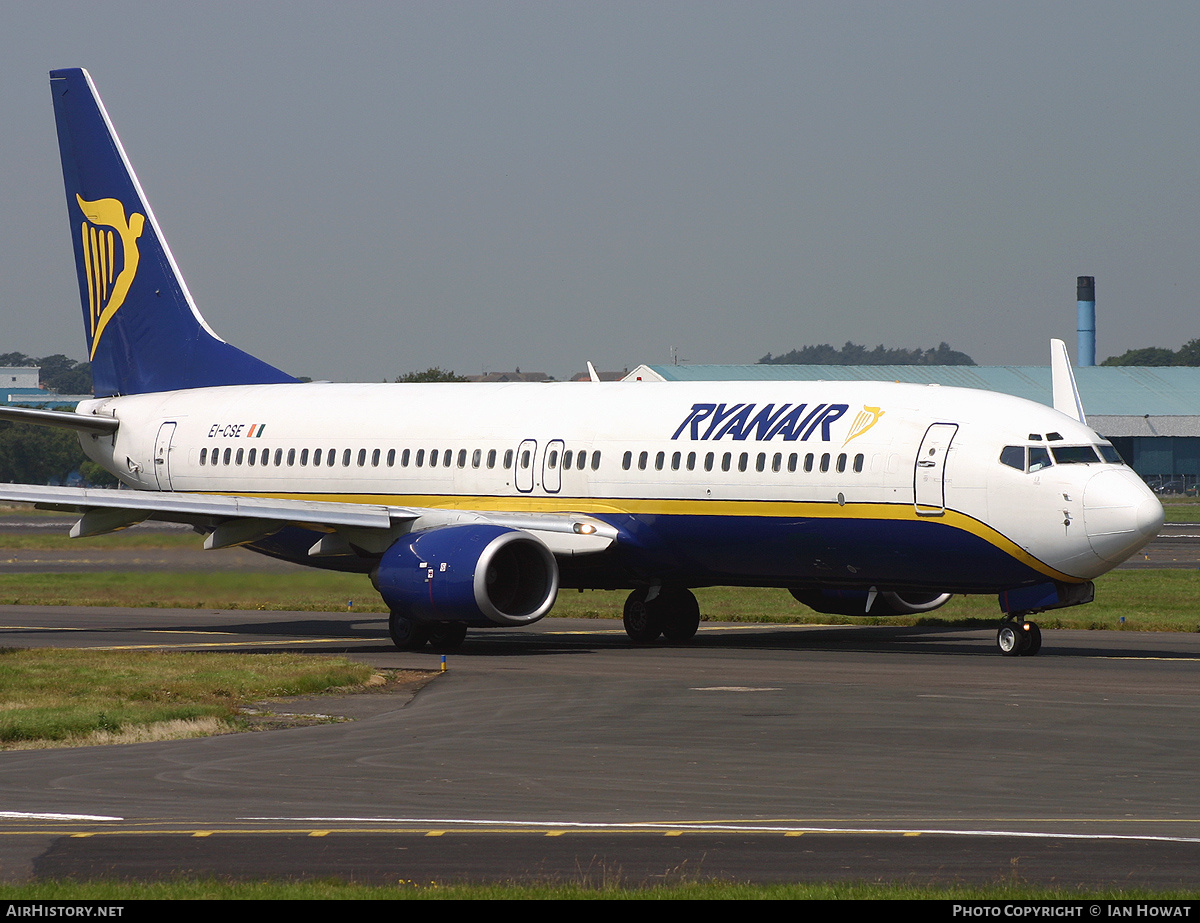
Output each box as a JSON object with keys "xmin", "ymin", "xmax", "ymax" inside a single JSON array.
[
  {"xmin": 0, "ymin": 569, "xmax": 1197, "ymax": 631},
  {"xmin": 0, "ymin": 648, "xmax": 373, "ymax": 745}
]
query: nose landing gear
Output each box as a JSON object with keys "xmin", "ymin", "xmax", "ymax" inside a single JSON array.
[{"xmin": 997, "ymin": 616, "xmax": 1041, "ymax": 657}]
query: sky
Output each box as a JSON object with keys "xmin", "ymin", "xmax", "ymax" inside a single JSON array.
[{"xmin": 2, "ymin": 2, "xmax": 1198, "ymax": 382}]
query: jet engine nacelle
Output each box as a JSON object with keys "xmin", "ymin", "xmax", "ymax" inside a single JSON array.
[
  {"xmin": 373, "ymin": 524, "xmax": 559, "ymax": 626},
  {"xmin": 789, "ymin": 588, "xmax": 952, "ymax": 617}
]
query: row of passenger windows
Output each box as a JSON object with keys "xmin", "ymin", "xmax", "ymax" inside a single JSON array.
[
  {"xmin": 197, "ymin": 445, "xmax": 603, "ymax": 472},
  {"xmin": 196, "ymin": 445, "xmax": 870, "ymax": 477},
  {"xmin": 622, "ymin": 449, "xmax": 866, "ymax": 475},
  {"xmin": 999, "ymin": 443, "xmax": 1123, "ymax": 473}
]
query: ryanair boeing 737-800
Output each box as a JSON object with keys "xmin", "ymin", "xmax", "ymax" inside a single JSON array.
[{"xmin": 0, "ymin": 69, "xmax": 1164, "ymax": 655}]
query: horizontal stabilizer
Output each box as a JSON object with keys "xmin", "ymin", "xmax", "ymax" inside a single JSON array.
[{"xmin": 0, "ymin": 405, "xmax": 118, "ymax": 435}]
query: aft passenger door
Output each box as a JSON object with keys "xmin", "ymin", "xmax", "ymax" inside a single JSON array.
[
  {"xmin": 153, "ymin": 422, "xmax": 177, "ymax": 491},
  {"xmin": 914, "ymin": 423, "xmax": 958, "ymax": 516}
]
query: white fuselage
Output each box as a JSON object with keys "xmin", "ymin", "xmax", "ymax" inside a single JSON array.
[{"xmin": 75, "ymin": 379, "xmax": 1163, "ymax": 593}]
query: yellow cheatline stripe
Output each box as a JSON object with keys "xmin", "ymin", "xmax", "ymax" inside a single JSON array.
[{"xmin": 198, "ymin": 490, "xmax": 1079, "ymax": 584}]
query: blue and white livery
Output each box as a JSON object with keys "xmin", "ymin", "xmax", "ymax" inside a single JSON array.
[{"xmin": 0, "ymin": 69, "xmax": 1163, "ymax": 655}]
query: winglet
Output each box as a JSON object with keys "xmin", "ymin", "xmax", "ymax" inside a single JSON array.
[
  {"xmin": 1050, "ymin": 338, "xmax": 1086, "ymax": 424},
  {"xmin": 586, "ymin": 361, "xmax": 600, "ymax": 382}
]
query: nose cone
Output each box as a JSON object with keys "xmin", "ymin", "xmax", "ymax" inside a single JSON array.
[{"xmin": 1083, "ymin": 469, "xmax": 1164, "ymax": 566}]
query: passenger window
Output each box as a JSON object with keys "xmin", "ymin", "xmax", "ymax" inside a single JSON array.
[
  {"xmin": 223, "ymin": 448, "xmax": 232, "ymax": 465},
  {"xmin": 804, "ymin": 453, "xmax": 814, "ymax": 473},
  {"xmin": 738, "ymin": 452, "xmax": 748, "ymax": 472},
  {"xmin": 416, "ymin": 449, "xmax": 425, "ymax": 467},
  {"xmin": 372, "ymin": 449, "xmax": 380, "ymax": 467},
  {"xmin": 486, "ymin": 449, "xmax": 496, "ymax": 468},
  {"xmin": 638, "ymin": 451, "xmax": 648, "ymax": 470},
  {"xmin": 199, "ymin": 448, "xmax": 207, "ymax": 465},
  {"xmin": 671, "ymin": 451, "xmax": 681, "ymax": 471},
  {"xmin": 820, "ymin": 453, "xmax": 830, "ymax": 473},
  {"xmin": 248, "ymin": 448, "xmax": 257, "ymax": 465},
  {"xmin": 548, "ymin": 450, "xmax": 558, "ymax": 469},
  {"xmin": 853, "ymin": 454, "xmax": 864, "ymax": 473},
  {"xmin": 704, "ymin": 452, "xmax": 714, "ymax": 472},
  {"xmin": 430, "ymin": 449, "xmax": 439, "ymax": 467},
  {"xmin": 755, "ymin": 453, "xmax": 765, "ymax": 473},
  {"xmin": 655, "ymin": 451, "xmax": 665, "ymax": 471},
  {"xmin": 402, "ymin": 448, "xmax": 410, "ymax": 467},
  {"xmin": 471, "ymin": 449, "xmax": 481, "ymax": 468},
  {"xmin": 342, "ymin": 448, "xmax": 351, "ymax": 466},
  {"xmin": 562, "ymin": 450, "xmax": 572, "ymax": 470},
  {"xmin": 787, "ymin": 453, "xmax": 797, "ymax": 473},
  {"xmin": 591, "ymin": 452, "xmax": 601, "ymax": 470},
  {"xmin": 721, "ymin": 452, "xmax": 732, "ymax": 472},
  {"xmin": 577, "ymin": 451, "xmax": 587, "ymax": 470},
  {"xmin": 313, "ymin": 448, "xmax": 321, "ymax": 466},
  {"xmin": 686, "ymin": 452, "xmax": 696, "ymax": 471},
  {"xmin": 772, "ymin": 453, "xmax": 782, "ymax": 473},
  {"xmin": 358, "ymin": 449, "xmax": 367, "ymax": 466},
  {"xmin": 521, "ymin": 450, "xmax": 531, "ymax": 468},
  {"xmin": 836, "ymin": 453, "xmax": 846, "ymax": 473},
  {"xmin": 287, "ymin": 448, "xmax": 295, "ymax": 466},
  {"xmin": 457, "ymin": 449, "xmax": 466, "ymax": 468},
  {"xmin": 388, "ymin": 449, "xmax": 396, "ymax": 466},
  {"xmin": 504, "ymin": 449, "xmax": 513, "ymax": 469},
  {"xmin": 300, "ymin": 449, "xmax": 309, "ymax": 466}
]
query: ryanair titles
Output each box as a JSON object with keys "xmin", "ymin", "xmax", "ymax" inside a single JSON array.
[{"xmin": 672, "ymin": 402, "xmax": 850, "ymax": 442}]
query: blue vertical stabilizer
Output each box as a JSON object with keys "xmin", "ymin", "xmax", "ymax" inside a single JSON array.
[{"xmin": 49, "ymin": 68, "xmax": 297, "ymax": 396}]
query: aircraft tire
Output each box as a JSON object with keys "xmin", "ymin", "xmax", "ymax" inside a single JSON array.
[
  {"xmin": 996, "ymin": 622, "xmax": 1029, "ymax": 657},
  {"xmin": 623, "ymin": 589, "xmax": 663, "ymax": 643},
  {"xmin": 426, "ymin": 623, "xmax": 468, "ymax": 652},
  {"xmin": 389, "ymin": 610, "xmax": 429, "ymax": 651},
  {"xmin": 1020, "ymin": 622, "xmax": 1042, "ymax": 657},
  {"xmin": 660, "ymin": 587, "xmax": 701, "ymax": 642}
]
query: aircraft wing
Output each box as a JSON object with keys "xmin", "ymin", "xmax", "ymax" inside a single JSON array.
[{"xmin": 0, "ymin": 484, "xmax": 617, "ymax": 556}]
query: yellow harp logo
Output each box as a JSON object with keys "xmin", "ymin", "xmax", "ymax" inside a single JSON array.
[
  {"xmin": 842, "ymin": 405, "xmax": 885, "ymax": 447},
  {"xmin": 77, "ymin": 194, "xmax": 145, "ymax": 359}
]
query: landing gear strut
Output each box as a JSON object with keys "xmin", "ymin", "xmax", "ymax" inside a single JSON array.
[
  {"xmin": 623, "ymin": 586, "xmax": 701, "ymax": 643},
  {"xmin": 996, "ymin": 616, "xmax": 1041, "ymax": 657}
]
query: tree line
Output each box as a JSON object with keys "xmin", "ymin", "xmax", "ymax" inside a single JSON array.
[
  {"xmin": 1101, "ymin": 339, "xmax": 1200, "ymax": 367},
  {"xmin": 759, "ymin": 342, "xmax": 976, "ymax": 366}
]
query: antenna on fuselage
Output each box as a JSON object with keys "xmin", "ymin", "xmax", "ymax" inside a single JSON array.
[{"xmin": 1050, "ymin": 338, "xmax": 1086, "ymax": 424}]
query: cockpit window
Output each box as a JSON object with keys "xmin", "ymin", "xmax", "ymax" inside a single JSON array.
[
  {"xmin": 1051, "ymin": 445, "xmax": 1100, "ymax": 465},
  {"xmin": 1000, "ymin": 446, "xmax": 1025, "ymax": 470},
  {"xmin": 1028, "ymin": 446, "xmax": 1053, "ymax": 472},
  {"xmin": 1097, "ymin": 444, "xmax": 1124, "ymax": 464}
]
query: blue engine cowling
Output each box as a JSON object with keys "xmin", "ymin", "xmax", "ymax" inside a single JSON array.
[
  {"xmin": 372, "ymin": 525, "xmax": 559, "ymax": 626},
  {"xmin": 789, "ymin": 588, "xmax": 952, "ymax": 616}
]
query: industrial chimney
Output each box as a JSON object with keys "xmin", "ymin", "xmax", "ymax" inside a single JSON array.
[{"xmin": 1077, "ymin": 276, "xmax": 1096, "ymax": 367}]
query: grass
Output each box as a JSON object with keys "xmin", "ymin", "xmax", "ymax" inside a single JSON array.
[
  {"xmin": 1161, "ymin": 497, "xmax": 1200, "ymax": 522},
  {"xmin": 0, "ymin": 569, "xmax": 1196, "ymax": 631},
  {"xmin": 0, "ymin": 879, "xmax": 1194, "ymax": 900},
  {"xmin": 0, "ymin": 648, "xmax": 380, "ymax": 747}
]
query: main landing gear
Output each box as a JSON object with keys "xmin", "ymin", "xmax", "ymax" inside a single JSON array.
[
  {"xmin": 996, "ymin": 616, "xmax": 1041, "ymax": 657},
  {"xmin": 388, "ymin": 611, "xmax": 468, "ymax": 652},
  {"xmin": 622, "ymin": 586, "xmax": 701, "ymax": 643}
]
